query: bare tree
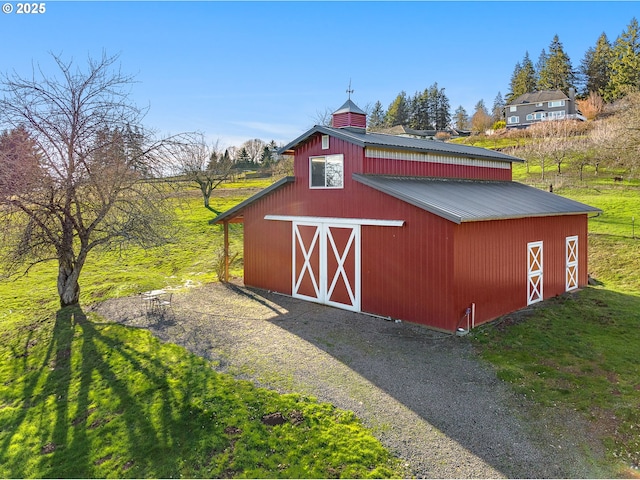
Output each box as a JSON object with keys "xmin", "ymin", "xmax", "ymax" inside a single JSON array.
[
  {"xmin": 241, "ymin": 138, "xmax": 266, "ymax": 165},
  {"xmin": 0, "ymin": 52, "xmax": 185, "ymax": 308},
  {"xmin": 174, "ymin": 134, "xmax": 233, "ymax": 212}
]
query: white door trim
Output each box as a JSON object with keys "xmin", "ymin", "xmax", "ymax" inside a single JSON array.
[
  {"xmin": 527, "ymin": 241, "xmax": 543, "ymax": 305},
  {"xmin": 566, "ymin": 235, "xmax": 579, "ymax": 291},
  {"xmin": 266, "ymin": 214, "xmax": 403, "ymax": 227}
]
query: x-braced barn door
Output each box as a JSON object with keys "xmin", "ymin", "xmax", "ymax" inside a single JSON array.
[
  {"xmin": 527, "ymin": 241, "xmax": 543, "ymax": 305},
  {"xmin": 566, "ymin": 236, "xmax": 578, "ymax": 291},
  {"xmin": 292, "ymin": 221, "xmax": 361, "ymax": 312}
]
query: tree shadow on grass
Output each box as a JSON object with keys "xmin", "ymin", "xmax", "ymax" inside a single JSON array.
[{"xmin": 0, "ymin": 305, "xmax": 229, "ymax": 478}]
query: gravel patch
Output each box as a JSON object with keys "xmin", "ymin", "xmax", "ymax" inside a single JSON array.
[{"xmin": 92, "ymin": 282, "xmax": 607, "ymax": 478}]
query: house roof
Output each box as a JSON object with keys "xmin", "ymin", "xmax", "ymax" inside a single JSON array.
[
  {"xmin": 507, "ymin": 90, "xmax": 569, "ymax": 106},
  {"xmin": 279, "ymin": 125, "xmax": 523, "ymax": 164},
  {"xmin": 353, "ymin": 174, "xmax": 601, "ymax": 224},
  {"xmin": 210, "ymin": 176, "xmax": 295, "ymax": 224}
]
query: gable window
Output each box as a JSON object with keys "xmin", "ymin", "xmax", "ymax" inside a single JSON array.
[
  {"xmin": 321, "ymin": 135, "xmax": 329, "ymax": 150},
  {"xmin": 548, "ymin": 100, "xmax": 565, "ymax": 108},
  {"xmin": 310, "ymin": 154, "xmax": 344, "ymax": 188},
  {"xmin": 508, "ymin": 115, "xmax": 519, "ymax": 124}
]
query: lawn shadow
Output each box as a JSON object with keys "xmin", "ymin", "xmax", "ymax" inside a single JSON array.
[{"xmin": 0, "ymin": 304, "xmax": 228, "ymax": 478}]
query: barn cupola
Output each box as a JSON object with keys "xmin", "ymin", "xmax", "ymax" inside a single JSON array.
[{"xmin": 331, "ymin": 99, "xmax": 367, "ymax": 133}]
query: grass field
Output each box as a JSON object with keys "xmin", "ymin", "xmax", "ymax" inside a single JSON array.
[{"xmin": 0, "ymin": 178, "xmax": 402, "ymax": 478}]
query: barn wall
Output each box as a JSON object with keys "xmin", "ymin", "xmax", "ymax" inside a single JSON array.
[
  {"xmin": 363, "ymin": 156, "xmax": 512, "ymax": 181},
  {"xmin": 452, "ymin": 214, "xmax": 589, "ymax": 327},
  {"xmin": 360, "ymin": 200, "xmax": 456, "ymax": 331}
]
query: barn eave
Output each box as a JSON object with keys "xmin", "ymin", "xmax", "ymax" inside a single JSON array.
[{"xmin": 210, "ymin": 176, "xmax": 295, "ymax": 224}]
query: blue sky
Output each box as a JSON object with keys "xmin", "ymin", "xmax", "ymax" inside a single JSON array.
[{"xmin": 1, "ymin": 1, "xmax": 637, "ymax": 148}]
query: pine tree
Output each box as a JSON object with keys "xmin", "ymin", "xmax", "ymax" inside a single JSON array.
[
  {"xmin": 507, "ymin": 52, "xmax": 536, "ymax": 101},
  {"xmin": 579, "ymin": 32, "xmax": 613, "ymax": 97},
  {"xmin": 453, "ymin": 106, "xmax": 469, "ymax": 131},
  {"xmin": 492, "ymin": 92, "xmax": 505, "ymax": 123},
  {"xmin": 408, "ymin": 90, "xmax": 430, "ymax": 129},
  {"xmin": 606, "ymin": 17, "xmax": 640, "ymax": 101},
  {"xmin": 368, "ymin": 101, "xmax": 386, "ymax": 130},
  {"xmin": 537, "ymin": 35, "xmax": 574, "ymax": 92},
  {"xmin": 431, "ymin": 84, "xmax": 451, "ymax": 130},
  {"xmin": 385, "ymin": 91, "xmax": 409, "ymax": 127}
]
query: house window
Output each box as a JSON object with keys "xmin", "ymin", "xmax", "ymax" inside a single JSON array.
[
  {"xmin": 321, "ymin": 135, "xmax": 329, "ymax": 150},
  {"xmin": 548, "ymin": 100, "xmax": 565, "ymax": 108},
  {"xmin": 509, "ymin": 106, "xmax": 517, "ymax": 112},
  {"xmin": 526, "ymin": 114, "xmax": 533, "ymax": 121},
  {"xmin": 508, "ymin": 116, "xmax": 519, "ymax": 124},
  {"xmin": 310, "ymin": 154, "xmax": 344, "ymax": 188},
  {"xmin": 536, "ymin": 102, "xmax": 543, "ymax": 107},
  {"xmin": 548, "ymin": 111, "xmax": 566, "ymax": 119}
]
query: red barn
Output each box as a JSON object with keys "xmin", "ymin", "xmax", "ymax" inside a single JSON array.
[{"xmin": 213, "ymin": 99, "xmax": 600, "ymax": 333}]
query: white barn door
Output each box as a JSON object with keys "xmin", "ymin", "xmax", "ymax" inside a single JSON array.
[
  {"xmin": 292, "ymin": 221, "xmax": 360, "ymax": 312},
  {"xmin": 566, "ymin": 236, "xmax": 579, "ymax": 291},
  {"xmin": 527, "ymin": 241, "xmax": 543, "ymax": 305}
]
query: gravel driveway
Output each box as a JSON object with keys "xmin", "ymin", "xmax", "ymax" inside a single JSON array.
[{"xmin": 93, "ymin": 282, "xmax": 606, "ymax": 478}]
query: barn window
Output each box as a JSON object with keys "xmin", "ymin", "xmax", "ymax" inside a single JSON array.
[
  {"xmin": 321, "ymin": 135, "xmax": 329, "ymax": 149},
  {"xmin": 310, "ymin": 154, "xmax": 343, "ymax": 188}
]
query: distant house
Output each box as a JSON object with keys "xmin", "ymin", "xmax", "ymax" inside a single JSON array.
[
  {"xmin": 212, "ymin": 99, "xmax": 600, "ymax": 333},
  {"xmin": 505, "ymin": 89, "xmax": 585, "ymax": 128}
]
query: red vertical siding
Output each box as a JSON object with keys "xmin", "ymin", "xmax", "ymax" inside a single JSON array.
[{"xmin": 452, "ymin": 215, "xmax": 589, "ymax": 327}]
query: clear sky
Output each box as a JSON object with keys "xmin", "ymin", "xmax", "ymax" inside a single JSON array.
[{"xmin": 1, "ymin": 1, "xmax": 637, "ymax": 148}]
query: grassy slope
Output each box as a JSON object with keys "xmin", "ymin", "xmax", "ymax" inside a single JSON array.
[
  {"xmin": 473, "ymin": 164, "xmax": 640, "ymax": 474},
  {"xmin": 0, "ymin": 179, "xmax": 401, "ymax": 478}
]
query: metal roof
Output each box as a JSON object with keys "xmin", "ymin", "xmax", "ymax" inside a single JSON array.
[
  {"xmin": 507, "ymin": 90, "xmax": 569, "ymax": 106},
  {"xmin": 353, "ymin": 174, "xmax": 601, "ymax": 224},
  {"xmin": 279, "ymin": 125, "xmax": 524, "ymax": 164},
  {"xmin": 333, "ymin": 99, "xmax": 366, "ymax": 115},
  {"xmin": 209, "ymin": 176, "xmax": 295, "ymax": 224}
]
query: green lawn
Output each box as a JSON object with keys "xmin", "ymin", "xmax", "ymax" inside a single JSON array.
[{"xmin": 0, "ymin": 179, "xmax": 402, "ymax": 478}]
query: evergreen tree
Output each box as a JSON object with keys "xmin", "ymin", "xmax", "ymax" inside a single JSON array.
[
  {"xmin": 385, "ymin": 91, "xmax": 409, "ymax": 127},
  {"xmin": 368, "ymin": 100, "xmax": 386, "ymax": 130},
  {"xmin": 453, "ymin": 105, "xmax": 469, "ymax": 131},
  {"xmin": 579, "ymin": 32, "xmax": 613, "ymax": 97},
  {"xmin": 492, "ymin": 92, "xmax": 505, "ymax": 123},
  {"xmin": 260, "ymin": 145, "xmax": 273, "ymax": 167},
  {"xmin": 537, "ymin": 35, "xmax": 574, "ymax": 92},
  {"xmin": 430, "ymin": 83, "xmax": 451, "ymax": 130},
  {"xmin": 507, "ymin": 52, "xmax": 536, "ymax": 101},
  {"xmin": 606, "ymin": 17, "xmax": 640, "ymax": 101},
  {"xmin": 408, "ymin": 91, "xmax": 427, "ymax": 129}
]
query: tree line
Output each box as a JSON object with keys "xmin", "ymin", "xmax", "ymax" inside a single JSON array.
[
  {"xmin": 371, "ymin": 16, "xmax": 640, "ymax": 134},
  {"xmin": 508, "ymin": 17, "xmax": 640, "ymax": 103}
]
